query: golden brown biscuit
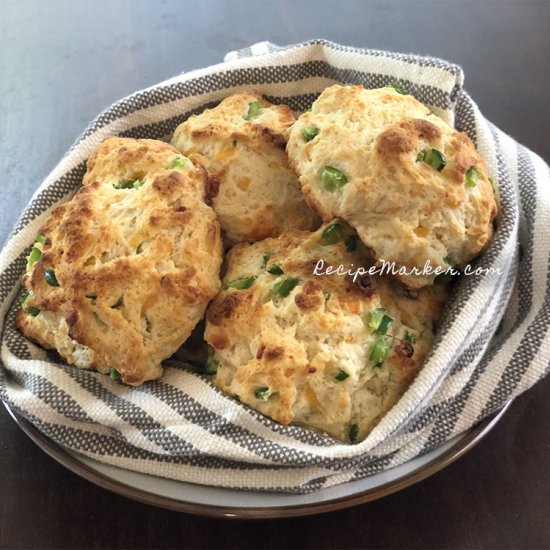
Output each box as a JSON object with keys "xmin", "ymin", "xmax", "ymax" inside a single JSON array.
[
  {"xmin": 204, "ymin": 221, "xmax": 448, "ymax": 443},
  {"xmin": 287, "ymin": 85, "xmax": 497, "ymax": 289},
  {"xmin": 171, "ymin": 91, "xmax": 319, "ymax": 246},
  {"xmin": 17, "ymin": 137, "xmax": 223, "ymax": 385}
]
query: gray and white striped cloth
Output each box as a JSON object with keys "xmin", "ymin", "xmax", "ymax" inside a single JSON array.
[{"xmin": 1, "ymin": 40, "xmax": 548, "ymax": 493}]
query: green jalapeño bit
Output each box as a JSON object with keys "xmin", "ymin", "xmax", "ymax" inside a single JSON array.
[
  {"xmin": 254, "ymin": 387, "xmax": 271, "ymax": 401},
  {"xmin": 44, "ymin": 268, "xmax": 60, "ymax": 287},
  {"xmin": 262, "ymin": 253, "xmax": 272, "ymax": 268},
  {"xmin": 321, "ymin": 223, "xmax": 344, "ymax": 245},
  {"xmin": 244, "ymin": 101, "xmax": 262, "ymax": 120},
  {"xmin": 109, "ymin": 367, "xmax": 122, "ymax": 380},
  {"xmin": 416, "ymin": 149, "xmax": 427, "ymax": 162},
  {"xmin": 370, "ymin": 337, "xmax": 390, "ymax": 365},
  {"xmin": 271, "ymin": 277, "xmax": 300, "ymax": 298},
  {"xmin": 205, "ymin": 359, "xmax": 219, "ymax": 375},
  {"xmin": 366, "ymin": 308, "xmax": 386, "ymax": 332},
  {"xmin": 22, "ymin": 293, "xmax": 40, "ymax": 316},
  {"xmin": 428, "ymin": 148, "xmax": 446, "ymax": 170},
  {"xmin": 228, "ymin": 277, "xmax": 256, "ymax": 290},
  {"xmin": 417, "ymin": 148, "xmax": 446, "ymax": 171},
  {"xmin": 302, "ymin": 127, "xmax": 319, "ymax": 142},
  {"xmin": 465, "ymin": 166, "xmax": 481, "ymax": 188},
  {"xmin": 335, "ymin": 370, "xmax": 349, "ymax": 381},
  {"xmin": 170, "ymin": 156, "xmax": 188, "ymax": 169},
  {"xmin": 113, "ymin": 179, "xmax": 143, "ymax": 189},
  {"xmin": 388, "ymin": 83, "xmax": 407, "ymax": 95},
  {"xmin": 21, "ymin": 292, "xmax": 33, "ymax": 309},
  {"xmin": 322, "ymin": 166, "xmax": 348, "ymax": 191},
  {"xmin": 377, "ymin": 314, "xmax": 393, "ymax": 335},
  {"xmin": 26, "ymin": 246, "xmax": 42, "ymax": 270},
  {"xmin": 267, "ymin": 263, "xmax": 284, "ymax": 275}
]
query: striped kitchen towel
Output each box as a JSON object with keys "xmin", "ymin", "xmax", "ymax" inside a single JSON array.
[{"xmin": 1, "ymin": 40, "xmax": 548, "ymax": 493}]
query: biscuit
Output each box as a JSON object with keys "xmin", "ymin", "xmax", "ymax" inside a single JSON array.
[
  {"xmin": 287, "ymin": 84, "xmax": 497, "ymax": 289},
  {"xmin": 171, "ymin": 91, "xmax": 319, "ymax": 246},
  {"xmin": 204, "ymin": 221, "xmax": 448, "ymax": 442},
  {"xmin": 17, "ymin": 137, "xmax": 223, "ymax": 385}
]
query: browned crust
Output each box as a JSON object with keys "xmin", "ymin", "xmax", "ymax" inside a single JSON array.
[
  {"xmin": 264, "ymin": 346, "xmax": 285, "ymax": 361},
  {"xmin": 346, "ymin": 273, "xmax": 377, "ymax": 298},
  {"xmin": 294, "ymin": 281, "xmax": 323, "ymax": 311},
  {"xmin": 17, "ymin": 137, "xmax": 223, "ymax": 385},
  {"xmin": 376, "ymin": 126, "xmax": 414, "ymax": 155},
  {"xmin": 206, "ymin": 292, "xmax": 248, "ymax": 326},
  {"xmin": 411, "ymin": 119, "xmax": 441, "ymax": 141},
  {"xmin": 177, "ymin": 91, "xmax": 295, "ymax": 152},
  {"xmin": 376, "ymin": 118, "xmax": 442, "ymax": 157}
]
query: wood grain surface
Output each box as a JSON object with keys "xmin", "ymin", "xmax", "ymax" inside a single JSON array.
[{"xmin": 1, "ymin": 1, "xmax": 549, "ymax": 548}]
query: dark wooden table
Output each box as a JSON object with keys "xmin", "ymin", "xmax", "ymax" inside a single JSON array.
[{"xmin": 1, "ymin": 1, "xmax": 549, "ymax": 548}]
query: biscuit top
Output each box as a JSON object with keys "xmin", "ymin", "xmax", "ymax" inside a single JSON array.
[
  {"xmin": 204, "ymin": 222, "xmax": 448, "ymax": 442},
  {"xmin": 172, "ymin": 91, "xmax": 296, "ymax": 151},
  {"xmin": 18, "ymin": 137, "xmax": 223, "ymax": 385},
  {"xmin": 84, "ymin": 137, "xmax": 187, "ymax": 186},
  {"xmin": 287, "ymin": 85, "xmax": 497, "ymax": 289},
  {"xmin": 171, "ymin": 91, "xmax": 319, "ymax": 246}
]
